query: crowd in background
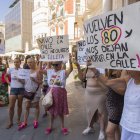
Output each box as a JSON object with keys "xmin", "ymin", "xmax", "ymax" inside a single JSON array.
[{"xmin": 0, "ymin": 55, "xmax": 140, "ymax": 140}]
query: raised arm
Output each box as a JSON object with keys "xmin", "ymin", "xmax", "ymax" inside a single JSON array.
[
  {"xmin": 74, "ymin": 62, "xmax": 86, "ymax": 81},
  {"xmin": 65, "ymin": 54, "xmax": 73, "ymax": 77},
  {"xmin": 94, "ymin": 69, "xmax": 130, "ymax": 95}
]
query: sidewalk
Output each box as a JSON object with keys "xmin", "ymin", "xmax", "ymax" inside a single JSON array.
[{"xmin": 0, "ymin": 72, "xmax": 99, "ymax": 140}]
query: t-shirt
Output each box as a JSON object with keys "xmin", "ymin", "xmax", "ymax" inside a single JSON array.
[
  {"xmin": 47, "ymin": 69, "xmax": 66, "ymax": 88},
  {"xmin": 7, "ymin": 68, "xmax": 24, "ymax": 88}
]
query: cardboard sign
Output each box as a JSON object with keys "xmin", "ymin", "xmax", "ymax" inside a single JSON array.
[
  {"xmin": 83, "ymin": 2, "xmax": 140, "ymax": 70},
  {"xmin": 18, "ymin": 69, "xmax": 30, "ymax": 79},
  {"xmin": 77, "ymin": 40, "xmax": 88, "ymax": 65},
  {"xmin": 37, "ymin": 35, "xmax": 69, "ymax": 62}
]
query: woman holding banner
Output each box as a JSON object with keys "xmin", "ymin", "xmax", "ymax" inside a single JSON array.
[
  {"xmin": 90, "ymin": 68, "xmax": 140, "ymax": 140},
  {"xmin": 0, "ymin": 57, "xmax": 9, "ymax": 106},
  {"xmin": 75, "ymin": 60, "xmax": 108, "ymax": 140},
  {"xmin": 5, "ymin": 58, "xmax": 24, "ymax": 129},
  {"xmin": 41, "ymin": 56, "xmax": 73, "ymax": 135}
]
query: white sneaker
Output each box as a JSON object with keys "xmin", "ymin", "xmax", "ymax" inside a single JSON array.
[
  {"xmin": 98, "ymin": 130, "xmax": 105, "ymax": 140},
  {"xmin": 82, "ymin": 127, "xmax": 95, "ymax": 135}
]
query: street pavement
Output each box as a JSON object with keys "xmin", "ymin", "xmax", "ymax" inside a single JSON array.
[{"xmin": 0, "ymin": 71, "xmax": 99, "ymax": 140}]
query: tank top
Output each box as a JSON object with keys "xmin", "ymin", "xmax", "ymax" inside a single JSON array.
[
  {"xmin": 120, "ymin": 78, "xmax": 140, "ymax": 134},
  {"xmin": 24, "ymin": 71, "xmax": 38, "ymax": 92}
]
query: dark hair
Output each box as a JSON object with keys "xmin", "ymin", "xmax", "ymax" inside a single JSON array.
[
  {"xmin": 107, "ymin": 69, "xmax": 122, "ymax": 79},
  {"xmin": 25, "ymin": 55, "xmax": 31, "ymax": 60},
  {"xmin": 14, "ymin": 57, "xmax": 21, "ymax": 62}
]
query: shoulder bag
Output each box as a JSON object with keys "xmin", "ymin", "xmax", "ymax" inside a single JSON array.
[{"xmin": 42, "ymin": 71, "xmax": 60, "ymax": 108}]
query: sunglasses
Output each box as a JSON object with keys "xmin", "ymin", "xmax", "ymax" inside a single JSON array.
[{"xmin": 51, "ymin": 64, "xmax": 60, "ymax": 67}]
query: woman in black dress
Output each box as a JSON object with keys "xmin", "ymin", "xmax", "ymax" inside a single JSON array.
[{"xmin": 106, "ymin": 70, "xmax": 126, "ymax": 140}]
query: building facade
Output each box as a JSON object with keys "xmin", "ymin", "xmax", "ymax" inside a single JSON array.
[
  {"xmin": 5, "ymin": 0, "xmax": 33, "ymax": 52},
  {"xmin": 32, "ymin": 0, "xmax": 48, "ymax": 48},
  {"xmin": 33, "ymin": 0, "xmax": 82, "ymax": 51},
  {"xmin": 0, "ymin": 22, "xmax": 5, "ymax": 44},
  {"xmin": 75, "ymin": 0, "xmax": 140, "ymax": 39}
]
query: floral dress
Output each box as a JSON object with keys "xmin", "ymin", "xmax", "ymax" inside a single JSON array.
[{"xmin": 0, "ymin": 64, "xmax": 9, "ymax": 106}]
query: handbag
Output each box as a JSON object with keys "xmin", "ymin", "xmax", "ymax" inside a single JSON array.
[
  {"xmin": 42, "ymin": 72, "xmax": 59, "ymax": 108},
  {"xmin": 23, "ymin": 85, "xmax": 39, "ymax": 100}
]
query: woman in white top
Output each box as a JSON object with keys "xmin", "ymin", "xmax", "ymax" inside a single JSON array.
[
  {"xmin": 92, "ymin": 69, "xmax": 140, "ymax": 140},
  {"xmin": 5, "ymin": 58, "xmax": 24, "ymax": 129},
  {"xmin": 41, "ymin": 58, "xmax": 73, "ymax": 135},
  {"xmin": 18, "ymin": 58, "xmax": 43, "ymax": 130}
]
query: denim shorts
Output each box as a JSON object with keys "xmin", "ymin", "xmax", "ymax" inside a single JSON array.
[{"xmin": 10, "ymin": 88, "xmax": 24, "ymax": 96}]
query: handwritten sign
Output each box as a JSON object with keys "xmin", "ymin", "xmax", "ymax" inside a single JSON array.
[
  {"xmin": 18, "ymin": 69, "xmax": 30, "ymax": 79},
  {"xmin": 83, "ymin": 2, "xmax": 140, "ymax": 70},
  {"xmin": 77, "ymin": 40, "xmax": 88, "ymax": 65},
  {"xmin": 37, "ymin": 35, "xmax": 69, "ymax": 62},
  {"xmin": 0, "ymin": 39, "xmax": 5, "ymax": 54}
]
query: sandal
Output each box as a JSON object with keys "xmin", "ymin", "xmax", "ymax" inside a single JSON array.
[
  {"xmin": 18, "ymin": 122, "xmax": 27, "ymax": 131},
  {"xmin": 33, "ymin": 120, "xmax": 38, "ymax": 129},
  {"xmin": 45, "ymin": 128, "xmax": 52, "ymax": 135},
  {"xmin": 6, "ymin": 123, "xmax": 13, "ymax": 129},
  {"xmin": 62, "ymin": 128, "xmax": 69, "ymax": 135}
]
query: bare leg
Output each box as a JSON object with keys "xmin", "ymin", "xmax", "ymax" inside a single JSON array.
[
  {"xmin": 98, "ymin": 113, "xmax": 106, "ymax": 139},
  {"xmin": 35, "ymin": 102, "xmax": 40, "ymax": 121},
  {"xmin": 115, "ymin": 125, "xmax": 121, "ymax": 140},
  {"xmin": 24, "ymin": 101, "xmax": 31, "ymax": 124},
  {"xmin": 98, "ymin": 113, "xmax": 106, "ymax": 132},
  {"xmin": 6, "ymin": 95, "xmax": 17, "ymax": 128},
  {"xmin": 106, "ymin": 121, "xmax": 119, "ymax": 140},
  {"xmin": 50, "ymin": 115, "xmax": 54, "ymax": 129},
  {"xmin": 59, "ymin": 115, "xmax": 64, "ymax": 128},
  {"xmin": 17, "ymin": 95, "xmax": 23, "ymax": 124}
]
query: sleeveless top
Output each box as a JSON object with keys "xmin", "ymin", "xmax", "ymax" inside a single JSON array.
[
  {"xmin": 120, "ymin": 78, "xmax": 140, "ymax": 134},
  {"xmin": 47, "ymin": 69, "xmax": 66, "ymax": 88},
  {"xmin": 24, "ymin": 71, "xmax": 38, "ymax": 92}
]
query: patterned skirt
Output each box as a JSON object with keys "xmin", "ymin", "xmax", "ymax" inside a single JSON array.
[
  {"xmin": 0, "ymin": 83, "xmax": 9, "ymax": 106},
  {"xmin": 48, "ymin": 87, "xmax": 69, "ymax": 116},
  {"xmin": 106, "ymin": 88, "xmax": 124, "ymax": 124}
]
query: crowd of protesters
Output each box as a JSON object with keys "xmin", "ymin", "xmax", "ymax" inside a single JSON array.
[{"xmin": 0, "ymin": 55, "xmax": 140, "ymax": 140}]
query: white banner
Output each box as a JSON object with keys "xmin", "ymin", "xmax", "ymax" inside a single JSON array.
[
  {"xmin": 84, "ymin": 2, "xmax": 140, "ymax": 70},
  {"xmin": 77, "ymin": 40, "xmax": 88, "ymax": 65},
  {"xmin": 37, "ymin": 35, "xmax": 69, "ymax": 62},
  {"xmin": 0, "ymin": 39, "xmax": 5, "ymax": 54},
  {"xmin": 18, "ymin": 69, "xmax": 30, "ymax": 79}
]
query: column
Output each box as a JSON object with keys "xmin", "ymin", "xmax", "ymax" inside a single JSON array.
[
  {"xmin": 124, "ymin": 0, "xmax": 129, "ymax": 6},
  {"xmin": 102, "ymin": 0, "xmax": 112, "ymax": 13}
]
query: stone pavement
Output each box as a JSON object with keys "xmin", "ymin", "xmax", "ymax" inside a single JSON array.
[{"xmin": 0, "ymin": 72, "xmax": 99, "ymax": 140}]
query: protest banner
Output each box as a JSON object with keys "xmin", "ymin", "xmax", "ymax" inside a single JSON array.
[
  {"xmin": 77, "ymin": 40, "xmax": 88, "ymax": 65},
  {"xmin": 18, "ymin": 69, "xmax": 30, "ymax": 79},
  {"xmin": 0, "ymin": 39, "xmax": 5, "ymax": 54},
  {"xmin": 37, "ymin": 35, "xmax": 69, "ymax": 62},
  {"xmin": 83, "ymin": 2, "xmax": 140, "ymax": 70}
]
